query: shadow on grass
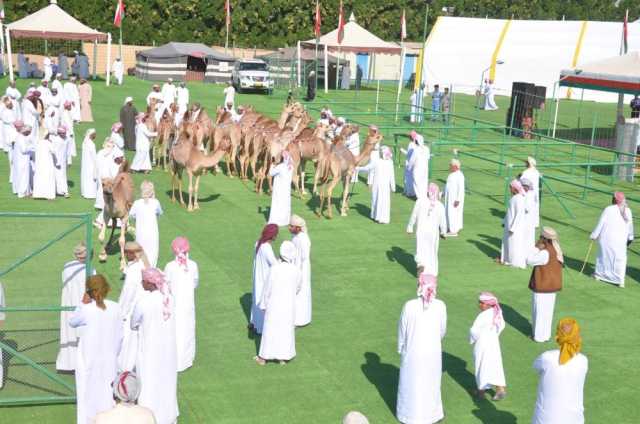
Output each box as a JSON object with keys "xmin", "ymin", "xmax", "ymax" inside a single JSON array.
[
  {"xmin": 353, "ymin": 203, "xmax": 371, "ymax": 220},
  {"xmin": 162, "ymin": 190, "xmax": 220, "ymax": 204},
  {"xmin": 501, "ymin": 303, "xmax": 531, "ymax": 338},
  {"xmin": 490, "ymin": 208, "xmax": 506, "ymax": 220},
  {"xmin": 239, "ymin": 293, "xmax": 261, "ymax": 353},
  {"xmin": 361, "ymin": 352, "xmax": 398, "ymax": 416},
  {"xmin": 466, "ymin": 240, "xmax": 499, "ymax": 260},
  {"xmin": 386, "ymin": 246, "xmax": 416, "ymax": 277}
]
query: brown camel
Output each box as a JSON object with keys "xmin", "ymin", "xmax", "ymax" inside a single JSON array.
[
  {"xmin": 294, "ymin": 123, "xmax": 333, "ymax": 195},
  {"xmin": 211, "ymin": 107, "xmax": 242, "ymax": 176},
  {"xmin": 98, "ymin": 159, "xmax": 134, "ymax": 270},
  {"xmin": 182, "ymin": 104, "xmax": 214, "ymax": 150},
  {"xmin": 154, "ymin": 105, "xmax": 176, "ymax": 170},
  {"xmin": 315, "ymin": 126, "xmax": 382, "ymax": 219},
  {"xmin": 170, "ymin": 128, "xmax": 227, "ymax": 211}
]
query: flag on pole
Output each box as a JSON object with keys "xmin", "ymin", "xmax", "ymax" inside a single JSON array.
[
  {"xmin": 401, "ymin": 9, "xmax": 407, "ymax": 41},
  {"xmin": 0, "ymin": 0, "xmax": 5, "ymax": 20},
  {"xmin": 114, "ymin": 0, "xmax": 125, "ymax": 28},
  {"xmin": 226, "ymin": 0, "xmax": 231, "ymax": 29},
  {"xmin": 337, "ymin": 0, "xmax": 345, "ymax": 44},
  {"xmin": 623, "ymin": 9, "xmax": 629, "ymax": 54},
  {"xmin": 314, "ymin": 1, "xmax": 322, "ymax": 39}
]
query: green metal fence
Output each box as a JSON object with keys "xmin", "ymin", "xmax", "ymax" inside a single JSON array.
[{"xmin": 0, "ymin": 212, "xmax": 93, "ymax": 407}]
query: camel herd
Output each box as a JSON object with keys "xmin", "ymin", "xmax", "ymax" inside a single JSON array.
[
  {"xmin": 141, "ymin": 100, "xmax": 383, "ymax": 218},
  {"xmin": 97, "ymin": 99, "xmax": 384, "ymax": 268}
]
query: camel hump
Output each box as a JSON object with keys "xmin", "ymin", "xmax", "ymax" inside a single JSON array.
[{"xmin": 119, "ymin": 159, "xmax": 131, "ymax": 174}]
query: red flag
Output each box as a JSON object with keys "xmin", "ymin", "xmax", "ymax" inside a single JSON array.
[
  {"xmin": 400, "ymin": 9, "xmax": 407, "ymax": 41},
  {"xmin": 314, "ymin": 1, "xmax": 322, "ymax": 39},
  {"xmin": 225, "ymin": 0, "xmax": 231, "ymax": 28},
  {"xmin": 337, "ymin": 0, "xmax": 345, "ymax": 44},
  {"xmin": 114, "ymin": 0, "xmax": 125, "ymax": 28}
]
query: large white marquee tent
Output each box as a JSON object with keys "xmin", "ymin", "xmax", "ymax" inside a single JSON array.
[{"xmin": 420, "ymin": 16, "xmax": 640, "ymax": 102}]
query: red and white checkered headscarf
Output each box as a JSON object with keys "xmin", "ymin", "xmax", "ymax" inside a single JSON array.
[
  {"xmin": 417, "ymin": 273, "xmax": 437, "ymax": 308},
  {"xmin": 479, "ymin": 292, "xmax": 503, "ymax": 329},
  {"xmin": 171, "ymin": 236, "xmax": 190, "ymax": 272},
  {"xmin": 614, "ymin": 191, "xmax": 630, "ymax": 222},
  {"xmin": 142, "ymin": 268, "xmax": 171, "ymax": 321}
]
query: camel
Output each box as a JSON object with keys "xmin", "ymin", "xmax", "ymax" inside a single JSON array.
[
  {"xmin": 211, "ymin": 107, "xmax": 242, "ymax": 176},
  {"xmin": 154, "ymin": 105, "xmax": 176, "ymax": 170},
  {"xmin": 293, "ymin": 123, "xmax": 333, "ymax": 195},
  {"xmin": 182, "ymin": 104, "xmax": 214, "ymax": 150},
  {"xmin": 170, "ymin": 127, "xmax": 227, "ymax": 211},
  {"xmin": 98, "ymin": 159, "xmax": 134, "ymax": 271},
  {"xmin": 315, "ymin": 126, "xmax": 382, "ymax": 219}
]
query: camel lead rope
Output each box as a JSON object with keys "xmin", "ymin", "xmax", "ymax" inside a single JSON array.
[{"xmin": 579, "ymin": 240, "xmax": 594, "ymax": 275}]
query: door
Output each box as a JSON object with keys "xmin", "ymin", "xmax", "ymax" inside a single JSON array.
[
  {"xmin": 356, "ymin": 53, "xmax": 369, "ymax": 80},
  {"xmin": 403, "ymin": 54, "xmax": 417, "ymax": 83}
]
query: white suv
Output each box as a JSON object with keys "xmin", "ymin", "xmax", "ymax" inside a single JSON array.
[{"xmin": 232, "ymin": 59, "xmax": 274, "ymax": 94}]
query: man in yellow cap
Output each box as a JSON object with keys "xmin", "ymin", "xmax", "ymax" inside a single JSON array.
[{"xmin": 532, "ymin": 318, "xmax": 588, "ymax": 424}]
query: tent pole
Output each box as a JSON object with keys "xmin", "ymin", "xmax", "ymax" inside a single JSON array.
[
  {"xmin": 297, "ymin": 40, "xmax": 301, "ymax": 88},
  {"xmin": 336, "ymin": 46, "xmax": 340, "ymax": 90},
  {"xmin": 106, "ymin": 33, "xmax": 112, "ymax": 86},
  {"xmin": 92, "ymin": 39, "xmax": 97, "ymax": 80},
  {"xmin": 0, "ymin": 21, "xmax": 5, "ymax": 76},
  {"xmin": 324, "ymin": 44, "xmax": 328, "ymax": 94},
  {"xmin": 395, "ymin": 46, "xmax": 406, "ymax": 123},
  {"xmin": 5, "ymin": 27, "xmax": 13, "ymax": 82}
]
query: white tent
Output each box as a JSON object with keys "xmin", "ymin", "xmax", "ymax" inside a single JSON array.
[
  {"xmin": 303, "ymin": 13, "xmax": 401, "ymax": 54},
  {"xmin": 420, "ymin": 16, "xmax": 640, "ymax": 102},
  {"xmin": 560, "ymin": 52, "xmax": 640, "ymax": 94},
  {"xmin": 4, "ymin": 0, "xmax": 112, "ymax": 84}
]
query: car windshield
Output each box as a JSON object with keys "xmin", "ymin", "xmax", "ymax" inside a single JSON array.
[{"xmin": 239, "ymin": 62, "xmax": 267, "ymax": 71}]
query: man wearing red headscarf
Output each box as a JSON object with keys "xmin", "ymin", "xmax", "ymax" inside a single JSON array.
[
  {"xmin": 251, "ymin": 224, "xmax": 279, "ymax": 334},
  {"xmin": 590, "ymin": 192, "xmax": 634, "ymax": 287},
  {"xmin": 164, "ymin": 236, "xmax": 199, "ymax": 372},
  {"xmin": 396, "ymin": 273, "xmax": 447, "ymax": 424}
]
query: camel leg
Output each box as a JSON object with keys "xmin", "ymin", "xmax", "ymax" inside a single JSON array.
[
  {"xmin": 171, "ymin": 171, "xmax": 177, "ymax": 203},
  {"xmin": 119, "ymin": 217, "xmax": 128, "ymax": 271},
  {"xmin": 326, "ymin": 174, "xmax": 342, "ymax": 219},
  {"xmin": 98, "ymin": 219, "xmax": 108, "ymax": 262},
  {"xmin": 340, "ymin": 175, "xmax": 351, "ymax": 217},
  {"xmin": 316, "ymin": 186, "xmax": 325, "ymax": 217},
  {"xmin": 194, "ymin": 175, "xmax": 201, "ymax": 210},
  {"xmin": 178, "ymin": 174, "xmax": 185, "ymax": 206},
  {"xmin": 187, "ymin": 172, "xmax": 194, "ymax": 212}
]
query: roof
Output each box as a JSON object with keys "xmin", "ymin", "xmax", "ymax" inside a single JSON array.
[
  {"xmin": 7, "ymin": 0, "xmax": 107, "ymax": 42},
  {"xmin": 258, "ymin": 47, "xmax": 341, "ymax": 63},
  {"xmin": 560, "ymin": 52, "xmax": 640, "ymax": 94},
  {"xmin": 138, "ymin": 42, "xmax": 235, "ymax": 61},
  {"xmin": 303, "ymin": 13, "xmax": 401, "ymax": 54},
  {"xmin": 236, "ymin": 58, "xmax": 267, "ymax": 63}
]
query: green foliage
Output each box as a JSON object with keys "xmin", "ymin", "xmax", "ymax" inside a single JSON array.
[{"xmin": 3, "ymin": 0, "xmax": 636, "ymax": 48}]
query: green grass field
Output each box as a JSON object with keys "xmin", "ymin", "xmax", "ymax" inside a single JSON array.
[{"xmin": 0, "ymin": 77, "xmax": 638, "ymax": 423}]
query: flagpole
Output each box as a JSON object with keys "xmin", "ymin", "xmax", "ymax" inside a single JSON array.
[
  {"xmin": 314, "ymin": 0, "xmax": 319, "ymax": 95},
  {"xmin": 119, "ymin": 25, "xmax": 123, "ymax": 61},
  {"xmin": 395, "ymin": 45, "xmax": 405, "ymax": 122},
  {"xmin": 324, "ymin": 44, "xmax": 328, "ymax": 93},
  {"xmin": 616, "ymin": 9, "xmax": 628, "ymax": 121},
  {"xmin": 0, "ymin": 20, "xmax": 5, "ymax": 76}
]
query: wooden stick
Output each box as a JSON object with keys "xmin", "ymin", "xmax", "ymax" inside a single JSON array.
[{"xmin": 579, "ymin": 240, "xmax": 594, "ymax": 274}]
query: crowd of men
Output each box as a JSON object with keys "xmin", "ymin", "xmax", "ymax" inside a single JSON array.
[{"xmin": 0, "ymin": 75, "xmax": 636, "ymax": 423}]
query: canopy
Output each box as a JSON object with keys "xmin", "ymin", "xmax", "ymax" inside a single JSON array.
[
  {"xmin": 560, "ymin": 52, "xmax": 640, "ymax": 94},
  {"xmin": 303, "ymin": 13, "xmax": 401, "ymax": 54},
  {"xmin": 6, "ymin": 0, "xmax": 107, "ymax": 42},
  {"xmin": 137, "ymin": 42, "xmax": 234, "ymax": 61}
]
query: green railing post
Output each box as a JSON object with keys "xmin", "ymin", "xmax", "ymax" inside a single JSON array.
[
  {"xmin": 509, "ymin": 95, "xmax": 518, "ymax": 137},
  {"xmin": 570, "ymin": 143, "xmax": 577, "ymax": 175},
  {"xmin": 471, "ymin": 119, "xmax": 477, "ymax": 142},
  {"xmin": 498, "ymin": 142, "xmax": 506, "ymax": 176}
]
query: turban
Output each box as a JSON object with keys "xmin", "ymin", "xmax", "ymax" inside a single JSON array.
[
  {"xmin": 289, "ymin": 214, "xmax": 307, "ymax": 232},
  {"xmin": 541, "ymin": 226, "xmax": 564, "ymax": 263},
  {"xmin": 450, "ymin": 158, "xmax": 461, "ymax": 169},
  {"xmin": 13, "ymin": 120, "xmax": 24, "ymax": 130},
  {"xmin": 83, "ymin": 128, "xmax": 96, "ymax": 142},
  {"xmin": 124, "ymin": 241, "xmax": 149, "ymax": 267},
  {"xmin": 124, "ymin": 96, "xmax": 133, "ymax": 105},
  {"xmin": 57, "ymin": 126, "xmax": 67, "ymax": 136},
  {"xmin": 171, "ymin": 236, "xmax": 190, "ymax": 271},
  {"xmin": 614, "ymin": 191, "xmax": 630, "ymax": 222},
  {"xmin": 510, "ymin": 179, "xmax": 525, "ymax": 195},
  {"xmin": 556, "ymin": 318, "xmax": 582, "ymax": 365},
  {"xmin": 417, "ymin": 273, "xmax": 437, "ymax": 308},
  {"xmin": 409, "ymin": 130, "xmax": 417, "ymax": 140},
  {"xmin": 63, "ymin": 100, "xmax": 72, "ymax": 108},
  {"xmin": 256, "ymin": 224, "xmax": 279, "ymax": 254},
  {"xmin": 140, "ymin": 180, "xmax": 155, "ymax": 199},
  {"xmin": 369, "ymin": 125, "xmax": 378, "ymax": 134},
  {"xmin": 527, "ymin": 156, "xmax": 537, "ymax": 168},
  {"xmin": 113, "ymin": 371, "xmax": 141, "ymax": 403},
  {"xmin": 111, "ymin": 122, "xmax": 123, "ymax": 132},
  {"xmin": 343, "ymin": 411, "xmax": 370, "ymax": 424},
  {"xmin": 479, "ymin": 292, "xmax": 504, "ymax": 329},
  {"xmin": 136, "ymin": 113, "xmax": 146, "ymax": 122},
  {"xmin": 280, "ymin": 240, "xmax": 297, "ymax": 263},
  {"xmin": 427, "ymin": 182, "xmax": 441, "ymax": 208},
  {"xmin": 142, "ymin": 268, "xmax": 171, "ymax": 320},
  {"xmin": 41, "ymin": 79, "xmax": 48, "ymax": 83},
  {"xmin": 74, "ymin": 242, "xmax": 87, "ymax": 259},
  {"xmin": 282, "ymin": 150, "xmax": 294, "ymax": 170},
  {"xmin": 56, "ymin": 73, "xmax": 62, "ymax": 78},
  {"xmin": 381, "ymin": 145, "xmax": 393, "ymax": 160},
  {"xmin": 21, "ymin": 125, "xmax": 32, "ymax": 134},
  {"xmin": 33, "ymin": 90, "xmax": 41, "ymax": 97},
  {"xmin": 337, "ymin": 117, "xmax": 346, "ymax": 124},
  {"xmin": 519, "ymin": 177, "xmax": 533, "ymax": 189}
]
